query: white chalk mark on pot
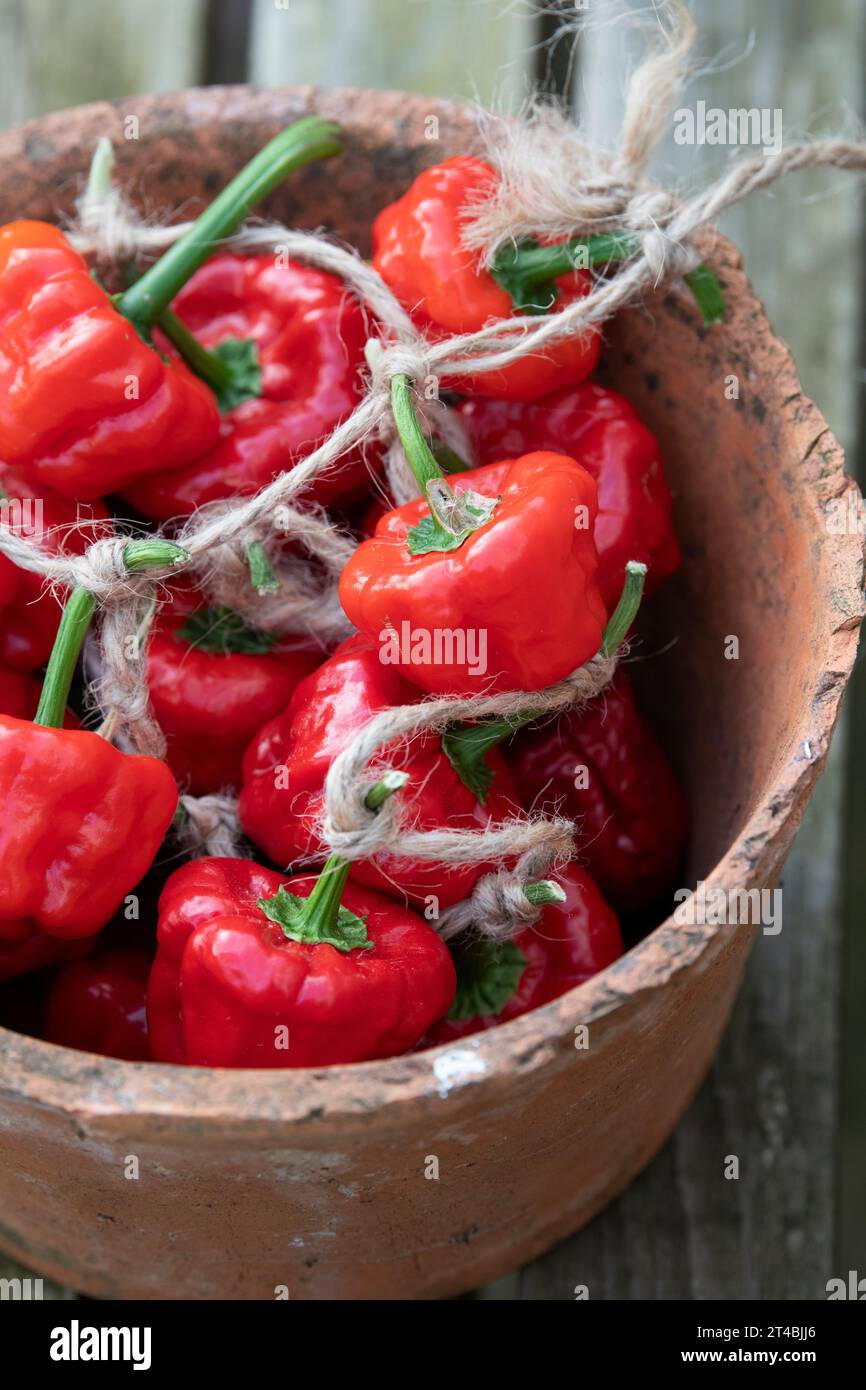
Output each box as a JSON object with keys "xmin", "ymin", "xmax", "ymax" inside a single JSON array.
[{"xmin": 433, "ymin": 1046, "xmax": 487, "ymax": 1099}]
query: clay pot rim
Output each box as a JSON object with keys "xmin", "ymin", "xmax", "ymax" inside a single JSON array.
[{"xmin": 0, "ymin": 85, "xmax": 863, "ymax": 1125}]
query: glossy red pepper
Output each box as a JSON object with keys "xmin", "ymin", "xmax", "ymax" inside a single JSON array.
[
  {"xmin": 146, "ymin": 605, "xmax": 318, "ymax": 794},
  {"xmin": 456, "ymin": 383, "xmax": 681, "ymax": 611},
  {"xmin": 508, "ymin": 671, "xmax": 688, "ymax": 913},
  {"xmin": 340, "ymin": 447, "xmax": 607, "ymax": 695},
  {"xmin": 122, "ymin": 254, "xmax": 376, "ymax": 522},
  {"xmin": 424, "ymin": 863, "xmax": 622, "ymax": 1045},
  {"xmin": 0, "ymin": 221, "xmax": 220, "ymax": 500},
  {"xmin": 0, "ymin": 541, "xmax": 182, "ymax": 947},
  {"xmin": 240, "ymin": 632, "xmax": 523, "ymax": 909},
  {"xmin": 0, "ymin": 464, "xmax": 111, "ymax": 671},
  {"xmin": 372, "ymin": 155, "xmax": 600, "ymax": 401},
  {"xmin": 147, "ymin": 854, "xmax": 456, "ymax": 1068},
  {"xmin": 0, "ymin": 715, "xmax": 177, "ymax": 940},
  {"xmin": 43, "ymin": 947, "xmax": 151, "ymax": 1061}
]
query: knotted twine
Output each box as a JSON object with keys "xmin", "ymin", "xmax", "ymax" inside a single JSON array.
[{"xmin": 5, "ymin": 0, "xmax": 866, "ymax": 939}]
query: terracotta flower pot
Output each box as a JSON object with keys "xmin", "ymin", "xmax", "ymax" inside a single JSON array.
[{"xmin": 0, "ymin": 87, "xmax": 862, "ymax": 1301}]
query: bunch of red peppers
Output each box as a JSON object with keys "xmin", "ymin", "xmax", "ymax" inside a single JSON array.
[{"xmin": 0, "ymin": 123, "xmax": 702, "ymax": 1068}]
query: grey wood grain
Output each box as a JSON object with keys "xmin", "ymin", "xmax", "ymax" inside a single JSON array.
[
  {"xmin": 248, "ymin": 0, "xmax": 535, "ymax": 109},
  {"xmin": 0, "ymin": 0, "xmax": 207, "ymax": 126}
]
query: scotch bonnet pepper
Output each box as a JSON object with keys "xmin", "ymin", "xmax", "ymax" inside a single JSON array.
[
  {"xmin": 123, "ymin": 252, "xmax": 375, "ymax": 522},
  {"xmin": 508, "ymin": 670, "xmax": 688, "ymax": 913},
  {"xmin": 373, "ymin": 155, "xmax": 723, "ymax": 403},
  {"xmin": 0, "ymin": 540, "xmax": 181, "ymax": 945},
  {"xmin": 339, "ymin": 374, "xmax": 607, "ymax": 696},
  {"xmin": 372, "ymin": 154, "xmax": 601, "ymax": 401},
  {"xmin": 146, "ymin": 603, "xmax": 318, "ymax": 794},
  {"xmin": 0, "ymin": 118, "xmax": 340, "ymax": 500},
  {"xmin": 457, "ymin": 383, "xmax": 682, "ymax": 611},
  {"xmin": 239, "ymin": 631, "xmax": 522, "ymax": 909},
  {"xmin": 148, "ymin": 822, "xmax": 456, "ymax": 1069},
  {"xmin": 424, "ymin": 862, "xmax": 622, "ymax": 1045},
  {"xmin": 44, "ymin": 946, "xmax": 152, "ymax": 1062}
]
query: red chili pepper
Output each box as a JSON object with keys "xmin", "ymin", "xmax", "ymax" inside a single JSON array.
[
  {"xmin": 372, "ymin": 155, "xmax": 601, "ymax": 401},
  {"xmin": 339, "ymin": 377, "xmax": 606, "ymax": 695},
  {"xmin": 0, "ymin": 119, "xmax": 340, "ymax": 500},
  {"xmin": 146, "ymin": 605, "xmax": 318, "ymax": 794},
  {"xmin": 0, "ymin": 464, "xmax": 111, "ymax": 671},
  {"xmin": 508, "ymin": 671, "xmax": 688, "ymax": 913},
  {"xmin": 424, "ymin": 863, "xmax": 622, "ymax": 1045},
  {"xmin": 122, "ymin": 254, "xmax": 376, "ymax": 522},
  {"xmin": 0, "ymin": 714, "xmax": 176, "ymax": 940},
  {"xmin": 148, "ymin": 839, "xmax": 456, "ymax": 1068},
  {"xmin": 0, "ymin": 221, "xmax": 220, "ymax": 500},
  {"xmin": 0, "ymin": 540, "xmax": 181, "ymax": 946},
  {"xmin": 456, "ymin": 383, "xmax": 682, "ymax": 611},
  {"xmin": 239, "ymin": 631, "xmax": 523, "ymax": 909},
  {"xmin": 43, "ymin": 947, "xmax": 151, "ymax": 1061}
]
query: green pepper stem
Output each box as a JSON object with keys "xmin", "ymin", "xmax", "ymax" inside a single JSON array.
[
  {"xmin": 499, "ymin": 232, "xmax": 639, "ymax": 289},
  {"xmin": 85, "ymin": 136, "xmax": 115, "ymax": 201},
  {"xmin": 493, "ymin": 234, "xmax": 725, "ymax": 324},
  {"xmin": 33, "ymin": 588, "xmax": 96, "ymax": 730},
  {"xmin": 33, "ymin": 539, "xmax": 189, "ymax": 730},
  {"xmin": 523, "ymin": 880, "xmax": 567, "ymax": 906},
  {"xmin": 391, "ymin": 374, "xmax": 445, "ymax": 491},
  {"xmin": 157, "ymin": 308, "xmax": 238, "ymax": 396},
  {"xmin": 288, "ymin": 771, "xmax": 409, "ymax": 939},
  {"xmin": 116, "ymin": 116, "xmax": 341, "ymax": 331},
  {"xmin": 122, "ymin": 538, "xmax": 189, "ymax": 573},
  {"xmin": 601, "ymin": 560, "xmax": 647, "ymax": 656},
  {"xmin": 683, "ymin": 264, "xmax": 726, "ymax": 325},
  {"xmin": 247, "ymin": 540, "xmax": 280, "ymax": 595}
]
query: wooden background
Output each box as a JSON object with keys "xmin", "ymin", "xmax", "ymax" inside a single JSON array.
[{"xmin": 0, "ymin": 0, "xmax": 862, "ymax": 1300}]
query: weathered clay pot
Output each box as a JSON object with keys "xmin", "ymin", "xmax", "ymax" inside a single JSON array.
[{"xmin": 0, "ymin": 87, "xmax": 862, "ymax": 1301}]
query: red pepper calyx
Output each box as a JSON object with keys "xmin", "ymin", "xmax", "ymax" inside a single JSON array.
[
  {"xmin": 256, "ymin": 770, "xmax": 409, "ymax": 953},
  {"xmin": 447, "ymin": 936, "xmax": 528, "ymax": 1021},
  {"xmin": 178, "ymin": 605, "xmax": 279, "ymax": 656},
  {"xmin": 157, "ymin": 310, "xmax": 263, "ymax": 414},
  {"xmin": 407, "ymin": 478, "xmax": 498, "ymax": 556},
  {"xmin": 442, "ymin": 560, "xmax": 648, "ymax": 802},
  {"xmin": 446, "ymin": 881, "xmax": 564, "ymax": 1021}
]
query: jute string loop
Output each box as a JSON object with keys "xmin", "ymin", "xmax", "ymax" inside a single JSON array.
[{"xmin": 438, "ymin": 844, "xmax": 574, "ymax": 943}]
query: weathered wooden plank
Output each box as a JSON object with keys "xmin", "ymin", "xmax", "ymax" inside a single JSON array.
[
  {"xmin": 204, "ymin": 0, "xmax": 253, "ymax": 86},
  {"xmin": 0, "ymin": 0, "xmax": 208, "ymax": 126},
  {"xmin": 248, "ymin": 0, "xmax": 535, "ymax": 109}
]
